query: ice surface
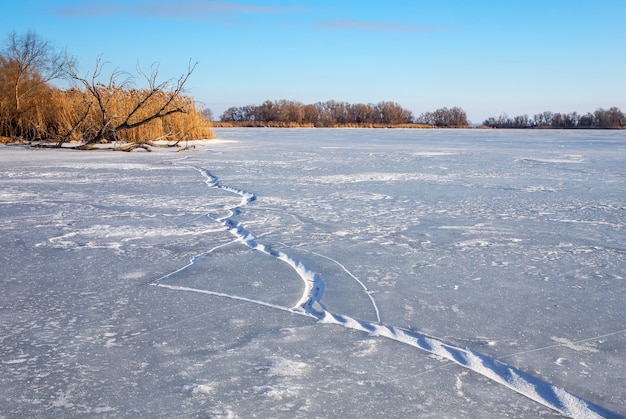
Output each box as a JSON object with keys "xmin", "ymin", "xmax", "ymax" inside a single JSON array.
[{"xmin": 1, "ymin": 129, "xmax": 624, "ymax": 417}]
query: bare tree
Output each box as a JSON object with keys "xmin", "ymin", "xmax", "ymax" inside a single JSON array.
[
  {"xmin": 375, "ymin": 101, "xmax": 412, "ymax": 125},
  {"xmin": 596, "ymin": 107, "xmax": 626, "ymax": 128},
  {"xmin": 200, "ymin": 107, "xmax": 213, "ymax": 121},
  {"xmin": 277, "ymin": 99, "xmax": 305, "ymax": 124},
  {"xmin": 302, "ymin": 104, "xmax": 319, "ymax": 125},
  {"xmin": 217, "ymin": 99, "xmax": 417, "ymax": 127},
  {"xmin": 66, "ymin": 57, "xmax": 199, "ymax": 149},
  {"xmin": 418, "ymin": 107, "xmax": 468, "ymax": 127},
  {"xmin": 0, "ymin": 30, "xmax": 72, "ymax": 137},
  {"xmin": 484, "ymin": 108, "xmax": 625, "ymax": 129}
]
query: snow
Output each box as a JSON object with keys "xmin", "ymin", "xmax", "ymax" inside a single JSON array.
[{"xmin": 1, "ymin": 128, "xmax": 625, "ymax": 417}]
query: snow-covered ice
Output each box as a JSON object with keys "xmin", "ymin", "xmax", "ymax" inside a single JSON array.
[{"xmin": 1, "ymin": 128, "xmax": 624, "ymax": 417}]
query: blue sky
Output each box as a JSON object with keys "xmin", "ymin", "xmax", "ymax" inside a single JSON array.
[{"xmin": 2, "ymin": 0, "xmax": 625, "ymax": 123}]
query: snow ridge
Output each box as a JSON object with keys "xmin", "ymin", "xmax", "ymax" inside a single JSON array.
[
  {"xmin": 153, "ymin": 166, "xmax": 618, "ymax": 419},
  {"xmin": 194, "ymin": 167, "xmax": 326, "ymax": 313}
]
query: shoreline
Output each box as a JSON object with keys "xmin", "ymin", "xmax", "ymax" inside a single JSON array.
[{"xmin": 210, "ymin": 122, "xmax": 625, "ymax": 130}]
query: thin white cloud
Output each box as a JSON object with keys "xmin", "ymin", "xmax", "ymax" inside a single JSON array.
[
  {"xmin": 136, "ymin": 1, "xmax": 302, "ymax": 17},
  {"xmin": 318, "ymin": 19, "xmax": 445, "ymax": 32},
  {"xmin": 53, "ymin": 1, "xmax": 301, "ymax": 18},
  {"xmin": 53, "ymin": 3, "xmax": 125, "ymax": 17}
]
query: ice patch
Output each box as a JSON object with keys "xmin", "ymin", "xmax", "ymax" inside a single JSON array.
[
  {"xmin": 410, "ymin": 151, "xmax": 456, "ymax": 157},
  {"xmin": 3, "ymin": 358, "xmax": 29, "ymax": 364},
  {"xmin": 120, "ymin": 271, "xmax": 148, "ymax": 280},
  {"xmin": 39, "ymin": 224, "xmax": 224, "ymax": 251},
  {"xmin": 353, "ymin": 339, "xmax": 379, "ymax": 357},
  {"xmin": 268, "ymin": 358, "xmax": 309, "ymax": 378},
  {"xmin": 551, "ymin": 337, "xmax": 600, "ymax": 353},
  {"xmin": 517, "ymin": 155, "xmax": 586, "ymax": 164},
  {"xmin": 455, "ymin": 239, "xmax": 492, "ymax": 248},
  {"xmin": 191, "ymin": 383, "xmax": 215, "ymax": 396},
  {"xmin": 521, "ymin": 185, "xmax": 559, "ymax": 193},
  {"xmin": 313, "ymin": 172, "xmax": 452, "ymax": 184}
]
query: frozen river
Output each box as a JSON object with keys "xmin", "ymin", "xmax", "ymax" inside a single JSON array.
[{"xmin": 1, "ymin": 129, "xmax": 625, "ymax": 417}]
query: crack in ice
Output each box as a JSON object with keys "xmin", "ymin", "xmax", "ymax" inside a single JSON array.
[
  {"xmin": 277, "ymin": 242, "xmax": 382, "ymax": 324},
  {"xmin": 310, "ymin": 250, "xmax": 382, "ymax": 324},
  {"xmin": 151, "ymin": 165, "xmax": 617, "ymax": 419}
]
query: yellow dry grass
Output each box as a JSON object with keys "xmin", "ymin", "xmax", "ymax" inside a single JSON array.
[{"xmin": 1, "ymin": 84, "xmax": 214, "ymax": 143}]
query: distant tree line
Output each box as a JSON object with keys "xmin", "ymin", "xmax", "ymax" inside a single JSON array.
[
  {"xmin": 0, "ymin": 31, "xmax": 213, "ymax": 149},
  {"xmin": 482, "ymin": 107, "xmax": 626, "ymax": 129},
  {"xmin": 219, "ymin": 100, "xmax": 470, "ymax": 128},
  {"xmin": 414, "ymin": 106, "xmax": 470, "ymax": 127}
]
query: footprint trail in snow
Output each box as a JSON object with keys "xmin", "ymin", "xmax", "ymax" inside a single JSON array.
[{"xmin": 151, "ymin": 166, "xmax": 618, "ymax": 419}]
